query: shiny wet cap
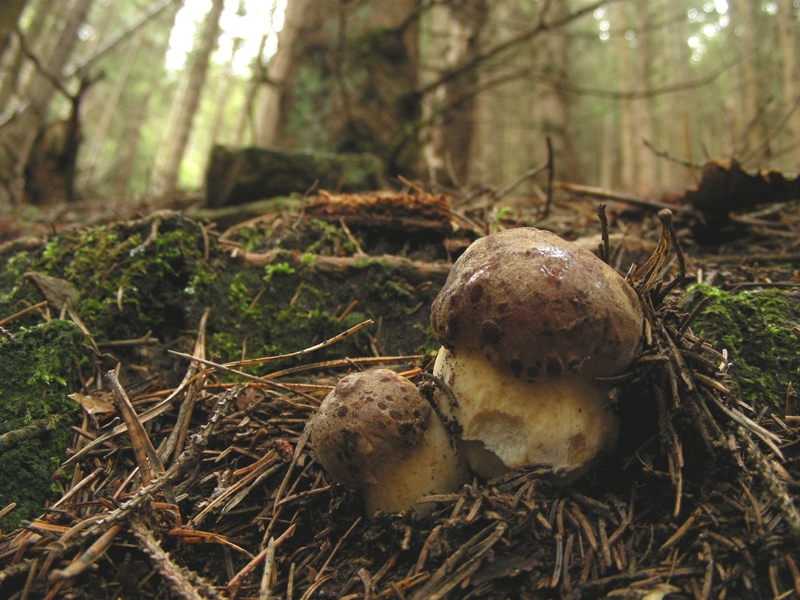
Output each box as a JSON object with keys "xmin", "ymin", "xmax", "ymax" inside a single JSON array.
[{"xmin": 430, "ymin": 227, "xmax": 643, "ymax": 381}]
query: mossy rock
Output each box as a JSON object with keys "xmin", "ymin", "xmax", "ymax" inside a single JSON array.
[
  {"xmin": 205, "ymin": 146, "xmax": 386, "ymax": 208},
  {"xmin": 201, "ymin": 253, "xmax": 444, "ymax": 372},
  {"xmin": 0, "ymin": 211, "xmax": 448, "ymax": 526},
  {"xmin": 0, "ymin": 213, "xmax": 443, "ymax": 376},
  {"xmin": 682, "ymin": 284, "xmax": 800, "ymax": 410},
  {"xmin": 0, "ymin": 320, "xmax": 93, "ymax": 530}
]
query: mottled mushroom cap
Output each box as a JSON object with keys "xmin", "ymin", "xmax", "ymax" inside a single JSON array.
[
  {"xmin": 310, "ymin": 369, "xmax": 431, "ymax": 490},
  {"xmin": 431, "ymin": 227, "xmax": 643, "ymax": 381}
]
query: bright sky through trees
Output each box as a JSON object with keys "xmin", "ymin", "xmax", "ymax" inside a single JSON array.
[{"xmin": 165, "ymin": 0, "xmax": 287, "ymax": 73}]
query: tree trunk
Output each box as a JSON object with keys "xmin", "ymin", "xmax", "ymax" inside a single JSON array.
[
  {"xmin": 730, "ymin": 2, "xmax": 768, "ymax": 164},
  {"xmin": 420, "ymin": 0, "xmax": 488, "ymax": 186},
  {"xmin": 203, "ymin": 34, "xmax": 244, "ymax": 174},
  {"xmin": 666, "ymin": 11, "xmax": 691, "ymax": 186},
  {"xmin": 598, "ymin": 104, "xmax": 615, "ymax": 190},
  {"xmin": 470, "ymin": 1, "xmax": 579, "ymax": 190},
  {"xmin": 82, "ymin": 28, "xmax": 146, "ymax": 184},
  {"xmin": 776, "ymin": 0, "xmax": 799, "ymax": 170},
  {"xmin": 634, "ymin": 0, "xmax": 657, "ymax": 193},
  {"xmin": 0, "ymin": 0, "xmax": 95, "ymax": 206},
  {"xmin": 0, "ymin": 0, "xmax": 48, "ymax": 114},
  {"xmin": 617, "ymin": 4, "xmax": 635, "ymax": 193},
  {"xmin": 149, "ymin": 0, "xmax": 225, "ymax": 194},
  {"xmin": 98, "ymin": 2, "xmax": 179, "ymax": 199},
  {"xmin": 529, "ymin": 2, "xmax": 579, "ymax": 183},
  {"xmin": 110, "ymin": 89, "xmax": 152, "ymax": 198},
  {"xmin": 255, "ymin": 0, "xmax": 312, "ymax": 147},
  {"xmin": 234, "ymin": 32, "xmax": 268, "ymax": 146},
  {"xmin": 0, "ymin": 0, "xmax": 28, "ymax": 58},
  {"xmin": 257, "ymin": 0, "xmax": 421, "ymax": 177}
]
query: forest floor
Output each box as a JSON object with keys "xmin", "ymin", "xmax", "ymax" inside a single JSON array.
[{"xmin": 0, "ymin": 178, "xmax": 799, "ymax": 599}]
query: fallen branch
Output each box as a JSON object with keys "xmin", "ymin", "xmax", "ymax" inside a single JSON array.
[
  {"xmin": 554, "ymin": 181, "xmax": 688, "ymax": 213},
  {"xmin": 236, "ymin": 249, "xmax": 452, "ymax": 281}
]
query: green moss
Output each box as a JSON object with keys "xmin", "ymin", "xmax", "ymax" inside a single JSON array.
[
  {"xmin": 0, "ymin": 211, "xmax": 451, "ymax": 526},
  {"xmin": 353, "ymin": 256, "xmax": 389, "ymax": 270},
  {"xmin": 0, "ymin": 320, "xmax": 92, "ymax": 530},
  {"xmin": 200, "ymin": 250, "xmax": 441, "ymax": 373},
  {"xmin": 0, "ymin": 320, "xmax": 88, "ymax": 427},
  {"xmin": 377, "ymin": 280, "xmax": 414, "ymax": 303},
  {"xmin": 683, "ymin": 284, "xmax": 800, "ymax": 410},
  {"xmin": 229, "ymin": 273, "xmax": 263, "ymax": 320},
  {"xmin": 304, "ymin": 219, "xmax": 356, "ymax": 255},
  {"xmin": 0, "ymin": 214, "xmax": 214, "ymax": 343},
  {"xmin": 263, "ymin": 262, "xmax": 297, "ymax": 282}
]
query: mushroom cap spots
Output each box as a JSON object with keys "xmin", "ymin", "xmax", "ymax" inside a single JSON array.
[
  {"xmin": 310, "ymin": 369, "xmax": 431, "ymax": 490},
  {"xmin": 430, "ymin": 227, "xmax": 644, "ymax": 381}
]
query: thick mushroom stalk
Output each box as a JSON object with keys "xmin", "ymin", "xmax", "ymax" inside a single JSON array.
[
  {"xmin": 309, "ymin": 369, "xmax": 468, "ymax": 515},
  {"xmin": 430, "ymin": 227, "xmax": 643, "ymax": 479},
  {"xmin": 434, "ymin": 347, "xmax": 619, "ymax": 479}
]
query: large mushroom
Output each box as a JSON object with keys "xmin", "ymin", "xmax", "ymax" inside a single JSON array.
[
  {"xmin": 430, "ymin": 227, "xmax": 643, "ymax": 480},
  {"xmin": 309, "ymin": 369, "xmax": 468, "ymax": 515}
]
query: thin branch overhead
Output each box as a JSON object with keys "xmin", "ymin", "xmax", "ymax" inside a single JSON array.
[{"xmin": 415, "ymin": 0, "xmax": 612, "ymax": 97}]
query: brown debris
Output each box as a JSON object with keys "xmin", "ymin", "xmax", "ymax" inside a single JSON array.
[
  {"xmin": 1, "ymin": 197, "xmax": 800, "ymax": 599},
  {"xmin": 305, "ymin": 190, "xmax": 453, "ymax": 234},
  {"xmin": 683, "ymin": 158, "xmax": 800, "ymax": 218}
]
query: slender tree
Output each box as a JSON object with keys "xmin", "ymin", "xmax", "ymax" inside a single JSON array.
[
  {"xmin": 467, "ymin": 0, "xmax": 581, "ymax": 187},
  {"xmin": 617, "ymin": 3, "xmax": 636, "ymax": 192},
  {"xmin": 150, "ymin": 0, "xmax": 225, "ymax": 194},
  {"xmin": 82, "ymin": 28, "xmax": 146, "ymax": 183},
  {"xmin": 234, "ymin": 31, "xmax": 268, "ymax": 145},
  {"xmin": 634, "ymin": 0, "xmax": 657, "ymax": 191},
  {"xmin": 203, "ymin": 1, "xmax": 245, "ymax": 172},
  {"xmin": 103, "ymin": 17, "xmax": 171, "ymax": 199},
  {"xmin": 775, "ymin": 0, "xmax": 799, "ymax": 170},
  {"xmin": 420, "ymin": 0, "xmax": 488, "ymax": 186},
  {"xmin": 0, "ymin": 0, "xmax": 48, "ymax": 112},
  {"xmin": 256, "ymin": 0, "xmax": 421, "ymax": 176},
  {"xmin": 0, "ymin": 0, "xmax": 28, "ymax": 58},
  {"xmin": 206, "ymin": 37, "xmax": 242, "ymax": 142},
  {"xmin": 0, "ymin": 0, "xmax": 96, "ymax": 205},
  {"xmin": 255, "ymin": 0, "xmax": 312, "ymax": 147}
]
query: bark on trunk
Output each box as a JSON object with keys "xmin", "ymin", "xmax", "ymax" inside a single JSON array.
[
  {"xmin": 0, "ymin": 0, "xmax": 95, "ymax": 206},
  {"xmin": 257, "ymin": 0, "xmax": 421, "ymax": 177},
  {"xmin": 149, "ymin": 0, "xmax": 225, "ymax": 194}
]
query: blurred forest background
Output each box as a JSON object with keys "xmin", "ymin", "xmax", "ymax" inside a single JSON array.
[{"xmin": 0, "ymin": 0, "xmax": 798, "ymax": 210}]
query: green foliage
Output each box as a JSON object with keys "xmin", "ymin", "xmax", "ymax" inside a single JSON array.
[
  {"xmin": 0, "ymin": 320, "xmax": 91, "ymax": 530},
  {"xmin": 683, "ymin": 284, "xmax": 800, "ymax": 409},
  {"xmin": 263, "ymin": 262, "xmax": 297, "ymax": 283},
  {"xmin": 305, "ymin": 219, "xmax": 357, "ymax": 255},
  {"xmin": 0, "ymin": 429, "xmax": 73, "ymax": 531},
  {"xmin": 70, "ymin": 3, "xmax": 178, "ymax": 196},
  {"xmin": 16, "ymin": 216, "xmax": 209, "ymax": 342},
  {"xmin": 229, "ymin": 273, "xmax": 261, "ymax": 319},
  {"xmin": 0, "ymin": 215, "xmax": 444, "ymax": 526}
]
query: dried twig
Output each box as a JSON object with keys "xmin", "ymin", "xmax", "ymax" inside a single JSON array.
[
  {"xmin": 105, "ymin": 369, "xmax": 174, "ymax": 502},
  {"xmin": 130, "ymin": 519, "xmax": 218, "ymax": 599}
]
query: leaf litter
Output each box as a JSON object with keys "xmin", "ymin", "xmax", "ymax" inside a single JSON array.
[{"xmin": 0, "ymin": 189, "xmax": 799, "ymax": 599}]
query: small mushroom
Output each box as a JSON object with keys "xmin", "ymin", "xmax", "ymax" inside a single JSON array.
[
  {"xmin": 430, "ymin": 227, "xmax": 643, "ymax": 480},
  {"xmin": 309, "ymin": 369, "xmax": 468, "ymax": 515}
]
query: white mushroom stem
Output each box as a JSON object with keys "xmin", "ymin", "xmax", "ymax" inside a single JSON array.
[
  {"xmin": 434, "ymin": 347, "xmax": 620, "ymax": 480},
  {"xmin": 362, "ymin": 414, "xmax": 467, "ymax": 515}
]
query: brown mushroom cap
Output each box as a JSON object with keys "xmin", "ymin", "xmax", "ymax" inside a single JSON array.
[
  {"xmin": 430, "ymin": 227, "xmax": 643, "ymax": 381},
  {"xmin": 310, "ymin": 369, "xmax": 468, "ymax": 514},
  {"xmin": 310, "ymin": 369, "xmax": 430, "ymax": 489}
]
